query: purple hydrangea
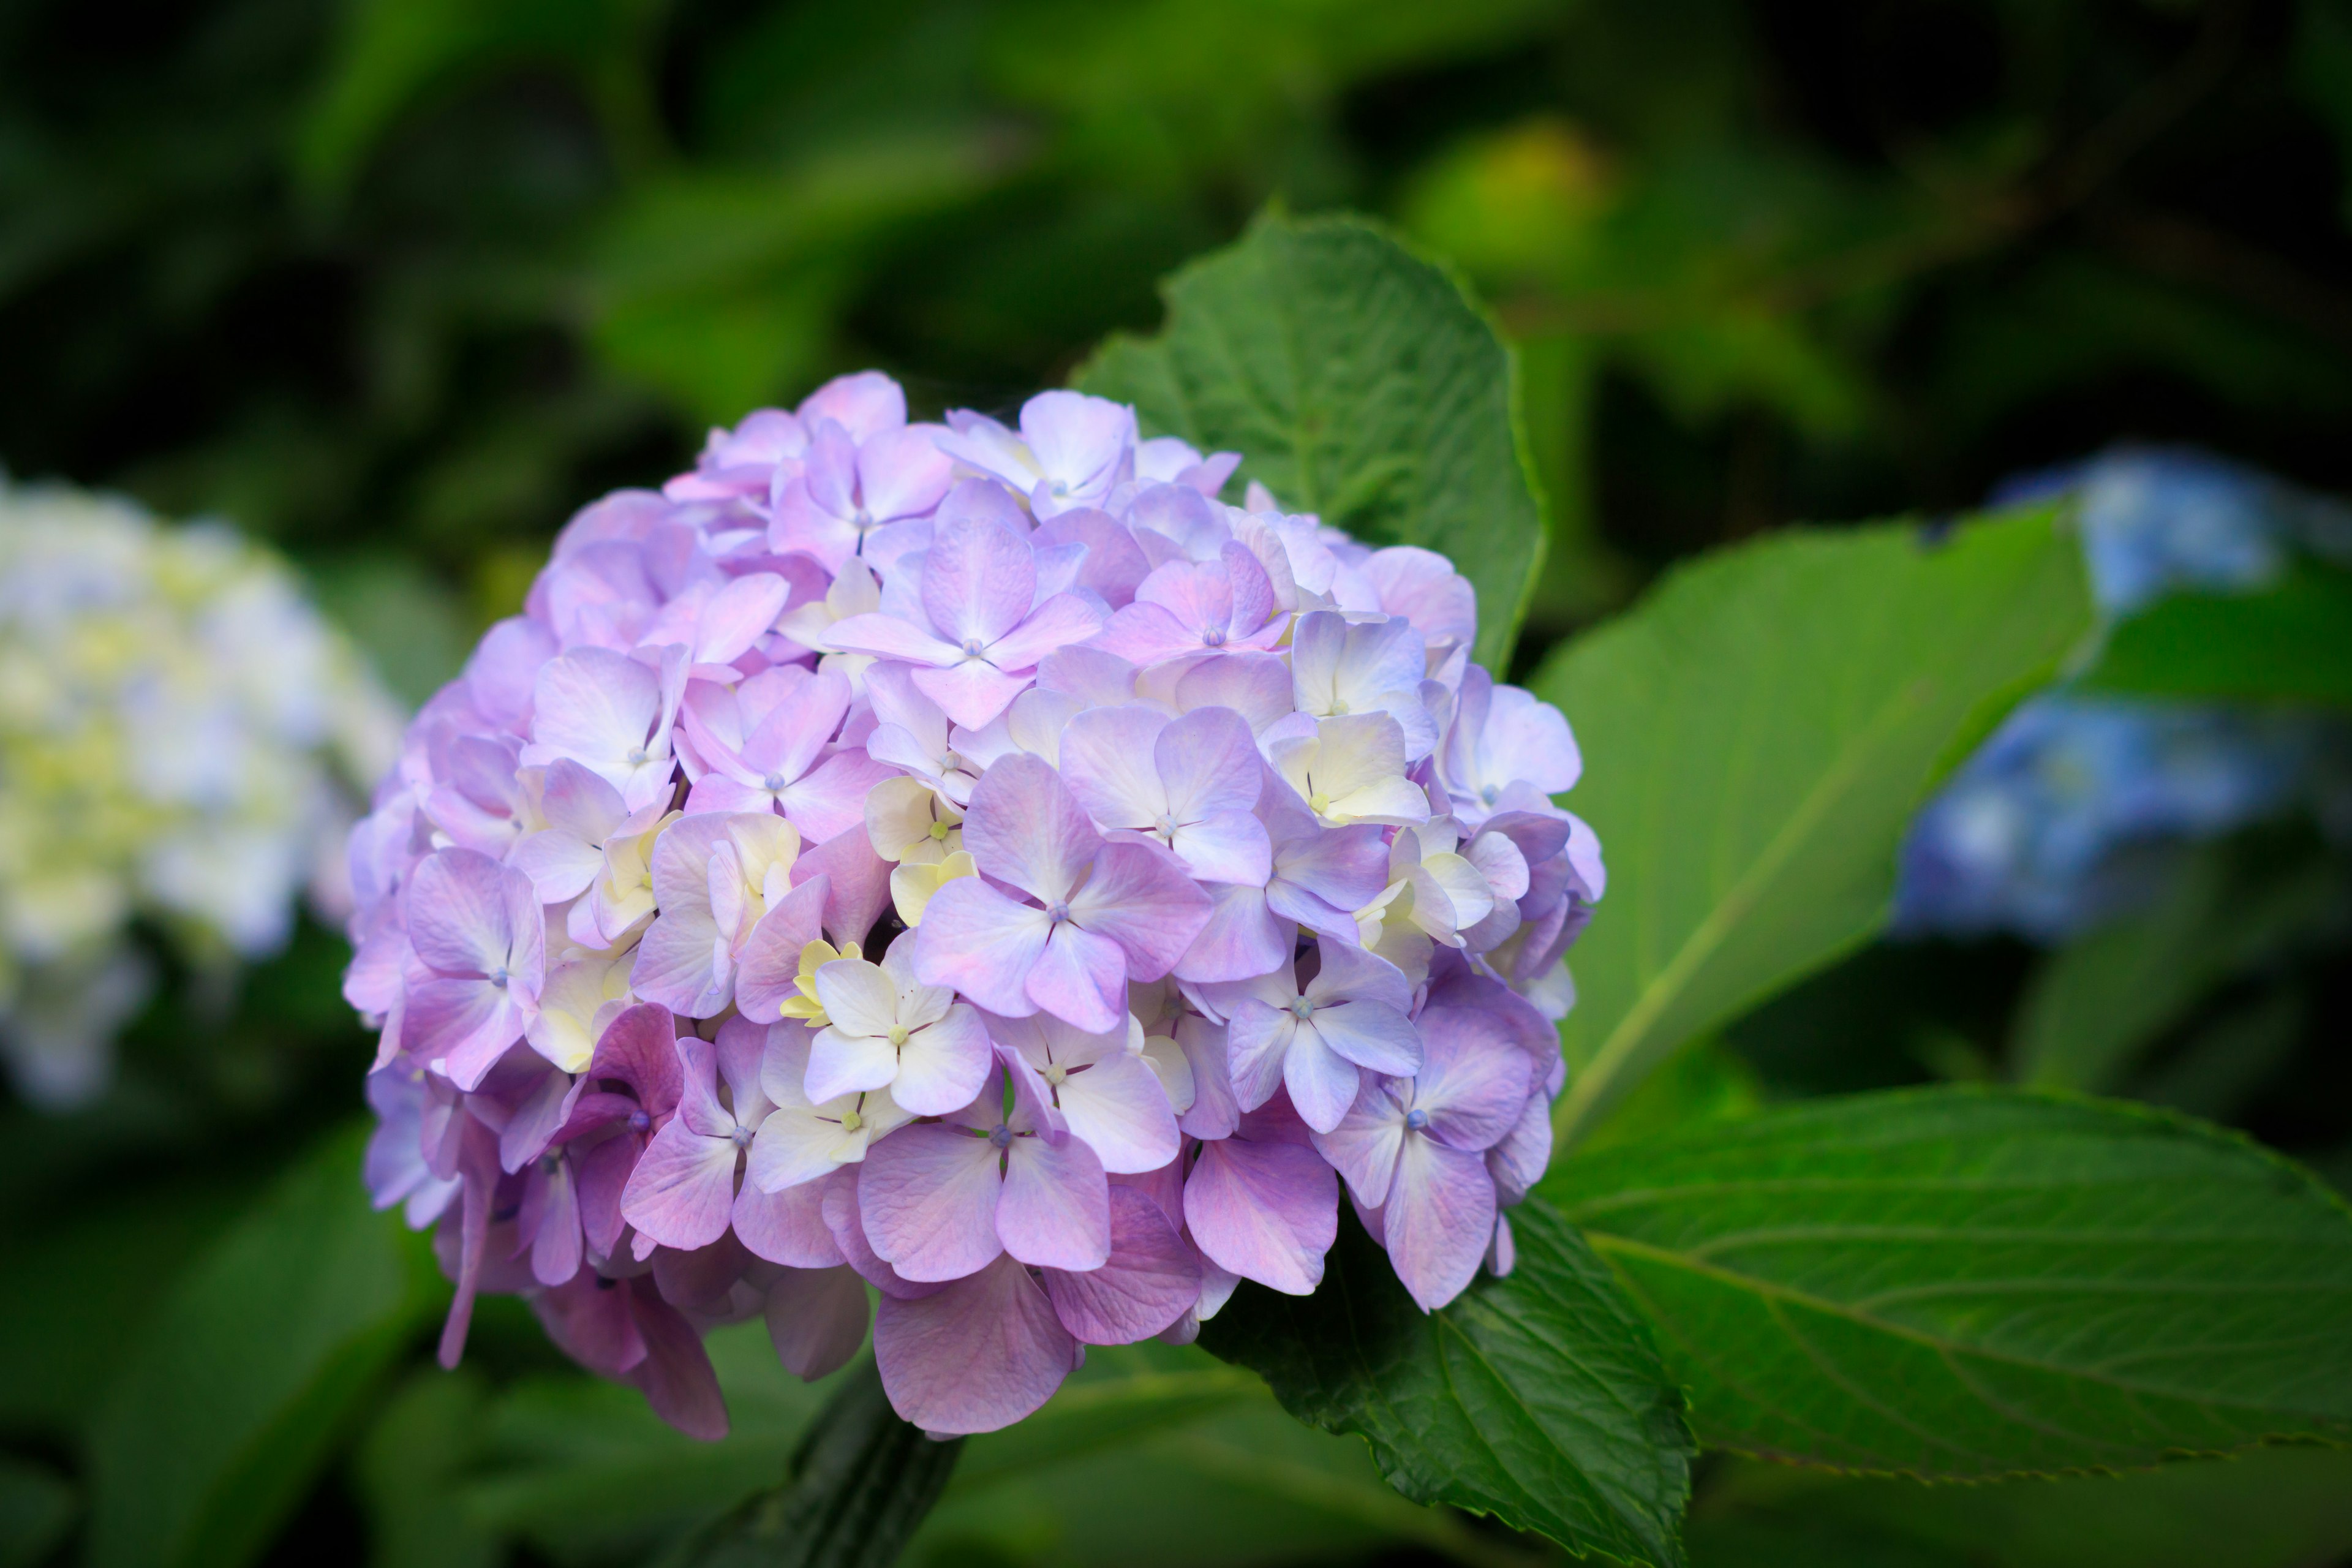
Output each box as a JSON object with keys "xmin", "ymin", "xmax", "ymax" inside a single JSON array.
[{"xmin": 350, "ymin": 376, "xmax": 1602, "ymax": 1438}]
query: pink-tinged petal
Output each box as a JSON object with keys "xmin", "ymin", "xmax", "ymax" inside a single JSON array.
[
  {"xmin": 733, "ymin": 876, "xmax": 829, "ymax": 1023},
  {"xmin": 860, "ymin": 424, "xmax": 956, "ymax": 519},
  {"xmin": 892, "ymin": 1003, "xmax": 992, "ymax": 1116},
  {"xmin": 821, "ymin": 1169, "xmax": 944, "ymax": 1301},
  {"xmin": 859, "ymin": 1122, "xmax": 1005, "ymax": 1282},
  {"xmin": 619, "ymin": 1120, "xmax": 739, "ymax": 1251},
  {"xmin": 769, "ymin": 478, "xmax": 858, "ymax": 571},
  {"xmin": 1282, "ymin": 1027, "xmax": 1360, "ymax": 1135},
  {"xmin": 629, "ymin": 906, "xmax": 729, "ymax": 1019},
  {"xmin": 1174, "ymin": 654, "xmax": 1291, "ymax": 734},
  {"xmin": 960, "ymin": 753, "xmax": 1099, "ymax": 902},
  {"xmin": 468, "ymin": 614, "xmax": 559, "ymax": 731},
  {"xmin": 510, "ymin": 826, "xmax": 606, "ymax": 905},
  {"xmin": 778, "ymin": 749, "xmax": 894, "ymax": 845},
  {"xmin": 1310, "ymin": 1086, "xmax": 1406, "ymax": 1208},
  {"xmin": 1224, "ymin": 1003, "xmax": 1295, "ymax": 1114},
  {"xmin": 825, "ymin": 612, "xmax": 962, "ymax": 666},
  {"xmin": 652, "ymin": 1234, "xmax": 751, "ymax": 1315},
  {"xmin": 1058, "ymin": 704, "xmax": 1170, "ymax": 829},
  {"xmin": 1366, "ymin": 546, "xmax": 1476, "ymax": 653},
  {"xmin": 1025, "ymin": 922, "xmax": 1128, "ymax": 1035},
  {"xmin": 1088, "ymin": 601, "xmax": 1203, "ymax": 666},
  {"xmin": 407, "ymin": 978, "xmax": 526, "ymax": 1091},
  {"xmin": 1054, "ymin": 1049, "xmax": 1179, "ymax": 1175},
  {"xmin": 437, "ymin": 1118, "xmax": 502, "ymax": 1366},
  {"xmin": 998, "ymin": 1131, "xmax": 1110, "ymax": 1270},
  {"xmin": 1175, "ymin": 1015, "xmax": 1240, "ymax": 1140},
  {"xmin": 1183, "ymin": 1137, "xmax": 1337, "ymax": 1296},
  {"xmin": 538, "ymin": 756, "xmax": 630, "ymax": 842},
  {"xmin": 534, "ymin": 1270, "xmax": 647, "ymax": 1377},
  {"xmin": 1167, "ymin": 810, "xmax": 1271, "ymax": 885},
  {"xmin": 1275, "ymin": 820, "xmax": 1393, "ymax": 911},
  {"xmin": 1175, "ymin": 884, "xmax": 1291, "ymax": 984},
  {"xmin": 875, "ymin": 1253, "xmax": 1076, "ymax": 1435},
  {"xmin": 683, "ymin": 774, "xmax": 769, "ymax": 815},
  {"xmin": 1219, "ymin": 541, "xmax": 1275, "ymax": 636},
  {"xmin": 528, "ymin": 647, "xmax": 662, "ymax": 784},
  {"xmin": 1068, "ymin": 840, "xmax": 1211, "ymax": 980},
  {"xmin": 407, "ymin": 848, "xmax": 526, "ymax": 976},
  {"xmin": 734, "ymin": 1175, "xmax": 844, "ymax": 1268},
  {"xmin": 923, "ymin": 518, "xmax": 1035, "ymax": 650},
  {"xmin": 1043, "ymin": 1186, "xmax": 1200, "ymax": 1343},
  {"xmin": 1156, "ymin": 706, "xmax": 1262, "ymax": 820},
  {"xmin": 1134, "ymin": 557, "xmax": 1233, "ymax": 636},
  {"xmin": 1309, "ymin": 1000, "xmax": 1421, "ymax": 1077},
  {"xmin": 1384, "ymin": 1137, "xmax": 1497, "ymax": 1312},
  {"xmin": 590, "ymin": 1002, "xmax": 683, "ymax": 1117},
  {"xmin": 805, "ymin": 1024, "xmax": 899, "ymax": 1105},
  {"xmin": 573, "ymin": 1134, "xmax": 639, "ymax": 1256},
  {"xmin": 695, "ymin": 572, "xmax": 790, "ymax": 666},
  {"xmin": 766, "ymin": 1266, "xmax": 872, "ymax": 1380},
  {"xmin": 795, "ymin": 824, "xmax": 892, "ymax": 949},
  {"xmin": 1022, "ymin": 391, "xmax": 1133, "ymax": 492},
  {"xmin": 1414, "ymin": 1007, "xmax": 1534, "ymax": 1152},
  {"xmin": 912, "ymin": 880, "xmax": 1052, "ymax": 1017},
  {"xmin": 625, "ymin": 1278, "xmax": 730, "ymax": 1440},
  {"xmin": 1030, "ymin": 509, "xmax": 1149, "ymax": 607},
  {"xmin": 500, "ymin": 1066, "xmax": 580, "ymax": 1172},
  {"xmin": 801, "ymin": 370, "xmax": 907, "ymax": 443},
  {"xmin": 987, "ymin": 592, "xmax": 1109, "ymax": 672},
  {"xmin": 908, "ymin": 660, "xmax": 1030, "ymax": 731},
  {"xmin": 744, "ymin": 666, "xmax": 851, "ymax": 783}
]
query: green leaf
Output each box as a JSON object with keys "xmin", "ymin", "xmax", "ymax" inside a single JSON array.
[
  {"xmin": 664, "ymin": 1358, "xmax": 962, "ymax": 1568},
  {"xmin": 1531, "ymin": 506, "xmax": 2094, "ymax": 1148},
  {"xmin": 85, "ymin": 1124, "xmax": 434, "ymax": 1568},
  {"xmin": 1198, "ymin": 1200, "xmax": 1692, "ymax": 1566},
  {"xmin": 1700, "ymin": 1442, "xmax": 2352, "ymax": 1568},
  {"xmin": 1074, "ymin": 211, "xmax": 1548, "ymax": 671},
  {"xmin": 1545, "ymin": 1087, "xmax": 2352, "ymax": 1478},
  {"xmin": 2082, "ymin": 564, "xmax": 2352, "ymax": 709},
  {"xmin": 351, "ymin": 1370, "xmax": 501, "ymax": 1568}
]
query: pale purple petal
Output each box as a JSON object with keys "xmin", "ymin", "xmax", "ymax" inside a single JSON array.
[
  {"xmin": 1281, "ymin": 1027, "xmax": 1360, "ymax": 1135},
  {"xmin": 913, "ymin": 880, "xmax": 1052, "ymax": 1018},
  {"xmin": 1023, "ymin": 921, "xmax": 1128, "ymax": 1035},
  {"xmin": 987, "ymin": 593, "xmax": 1110, "ymax": 672},
  {"xmin": 924, "ymin": 518, "xmax": 1035, "ymax": 650},
  {"xmin": 406, "ymin": 848, "xmax": 526, "ymax": 976},
  {"xmin": 1055, "ymin": 1049, "xmax": 1180, "ymax": 1174},
  {"xmin": 892, "ymin": 1003, "xmax": 992, "ymax": 1117},
  {"xmin": 1067, "ymin": 840, "xmax": 1210, "ymax": 980},
  {"xmin": 1310, "ymin": 1000, "xmax": 1422, "ymax": 1077},
  {"xmin": 1384, "ymin": 1136, "xmax": 1497, "ymax": 1312},
  {"xmin": 1223, "ymin": 1002, "xmax": 1295, "ymax": 1114},
  {"xmin": 1182, "ymin": 1137, "xmax": 1336, "ymax": 1296},
  {"xmin": 959, "ymin": 753, "xmax": 1099, "ymax": 903},
  {"xmin": 1175, "ymin": 884, "xmax": 1291, "ymax": 984},
  {"xmin": 998, "ymin": 1131, "xmax": 1110, "ymax": 1270},
  {"xmin": 875, "ymin": 1253, "xmax": 1076, "ymax": 1434},
  {"xmin": 1058, "ymin": 705, "xmax": 1170, "ymax": 829},
  {"xmin": 1414, "ymin": 1008, "xmax": 1534, "ymax": 1152},
  {"xmin": 765, "ymin": 1265, "xmax": 872, "ymax": 1379},
  {"xmin": 1310, "ymin": 1084, "xmax": 1406, "ymax": 1208},
  {"xmin": 801, "ymin": 370, "xmax": 906, "ymax": 442},
  {"xmin": 619, "ymin": 1120, "xmax": 740, "ymax": 1252},
  {"xmin": 859, "ymin": 1122, "xmax": 1006, "ymax": 1281},
  {"xmin": 1042, "ymin": 1186, "xmax": 1200, "ymax": 1343},
  {"xmin": 910, "ymin": 660, "xmax": 1033, "ymax": 731},
  {"xmin": 734, "ymin": 1176, "xmax": 844, "ymax": 1267}
]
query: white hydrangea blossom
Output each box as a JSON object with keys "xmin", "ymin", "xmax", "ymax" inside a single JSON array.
[{"xmin": 0, "ymin": 479, "xmax": 403, "ymax": 1105}]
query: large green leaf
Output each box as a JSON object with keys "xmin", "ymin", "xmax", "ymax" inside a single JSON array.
[
  {"xmin": 1544, "ymin": 1088, "xmax": 2352, "ymax": 1478},
  {"xmin": 1532, "ymin": 507, "xmax": 2093, "ymax": 1147},
  {"xmin": 1075, "ymin": 211, "xmax": 1547, "ymax": 671},
  {"xmin": 1198, "ymin": 1200, "xmax": 1692, "ymax": 1567},
  {"xmin": 85, "ymin": 1124, "xmax": 434, "ymax": 1568},
  {"xmin": 2081, "ymin": 564, "xmax": 2352, "ymax": 709}
]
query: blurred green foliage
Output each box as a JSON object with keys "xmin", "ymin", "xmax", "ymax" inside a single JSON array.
[{"xmin": 4, "ymin": 1, "xmax": 2352, "ymax": 1566}]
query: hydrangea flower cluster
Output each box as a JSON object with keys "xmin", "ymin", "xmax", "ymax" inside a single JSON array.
[
  {"xmin": 0, "ymin": 480, "xmax": 401, "ymax": 1106},
  {"xmin": 1897, "ymin": 449, "xmax": 2352, "ymax": 940},
  {"xmin": 352, "ymin": 375, "xmax": 1601, "ymax": 1438}
]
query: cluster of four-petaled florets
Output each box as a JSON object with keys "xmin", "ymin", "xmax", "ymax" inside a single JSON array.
[{"xmin": 352, "ymin": 373, "xmax": 1602, "ymax": 1438}]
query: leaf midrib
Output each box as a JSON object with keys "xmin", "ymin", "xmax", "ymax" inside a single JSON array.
[{"xmin": 1555, "ymin": 670, "xmax": 1935, "ymax": 1147}]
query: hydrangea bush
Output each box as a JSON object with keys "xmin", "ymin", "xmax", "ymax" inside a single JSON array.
[
  {"xmin": 1896, "ymin": 448, "xmax": 2352, "ymax": 939},
  {"xmin": 352, "ymin": 374, "xmax": 1600, "ymax": 1437},
  {"xmin": 0, "ymin": 480, "xmax": 400, "ymax": 1106}
]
